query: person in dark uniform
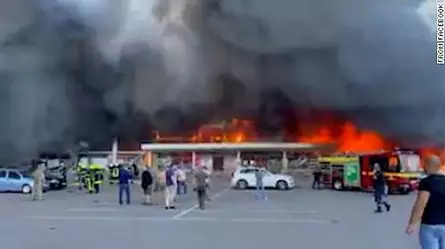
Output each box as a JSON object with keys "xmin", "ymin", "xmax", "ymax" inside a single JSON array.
[
  {"xmin": 312, "ymin": 167, "xmax": 323, "ymax": 189},
  {"xmin": 373, "ymin": 163, "xmax": 391, "ymax": 213}
]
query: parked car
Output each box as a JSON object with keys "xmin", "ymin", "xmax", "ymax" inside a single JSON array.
[
  {"xmin": 0, "ymin": 168, "xmax": 48, "ymax": 194},
  {"xmin": 45, "ymin": 165, "xmax": 67, "ymax": 190},
  {"xmin": 231, "ymin": 166, "xmax": 295, "ymax": 190}
]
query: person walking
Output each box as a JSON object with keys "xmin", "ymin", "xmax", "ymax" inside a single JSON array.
[
  {"xmin": 176, "ymin": 166, "xmax": 187, "ymax": 196},
  {"xmin": 255, "ymin": 166, "xmax": 267, "ymax": 200},
  {"xmin": 373, "ymin": 163, "xmax": 391, "ymax": 213},
  {"xmin": 164, "ymin": 165, "xmax": 176, "ymax": 209},
  {"xmin": 406, "ymin": 155, "xmax": 445, "ymax": 249},
  {"xmin": 194, "ymin": 167, "xmax": 209, "ymax": 210},
  {"xmin": 31, "ymin": 162, "xmax": 45, "ymax": 201},
  {"xmin": 118, "ymin": 166, "xmax": 132, "ymax": 205},
  {"xmin": 141, "ymin": 168, "xmax": 153, "ymax": 205},
  {"xmin": 203, "ymin": 166, "xmax": 211, "ymax": 201},
  {"xmin": 312, "ymin": 167, "xmax": 323, "ymax": 189}
]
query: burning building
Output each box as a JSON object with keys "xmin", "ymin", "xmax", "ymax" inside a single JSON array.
[{"xmin": 0, "ymin": 0, "xmax": 443, "ymax": 165}]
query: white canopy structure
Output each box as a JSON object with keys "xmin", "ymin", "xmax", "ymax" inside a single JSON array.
[
  {"xmin": 140, "ymin": 142, "xmax": 333, "ymax": 152},
  {"xmin": 139, "ymin": 142, "xmax": 334, "ymax": 172}
]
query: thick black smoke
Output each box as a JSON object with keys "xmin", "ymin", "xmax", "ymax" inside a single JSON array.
[
  {"xmin": 0, "ymin": 0, "xmax": 443, "ymax": 163},
  {"xmin": 205, "ymin": 0, "xmax": 445, "ymax": 145}
]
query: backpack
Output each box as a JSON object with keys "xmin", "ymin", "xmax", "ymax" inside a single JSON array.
[
  {"xmin": 141, "ymin": 171, "xmax": 153, "ymax": 187},
  {"xmin": 165, "ymin": 169, "xmax": 174, "ymax": 186}
]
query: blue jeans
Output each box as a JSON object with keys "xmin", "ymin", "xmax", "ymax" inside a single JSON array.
[
  {"xmin": 420, "ymin": 224, "xmax": 445, "ymax": 249},
  {"xmin": 119, "ymin": 184, "xmax": 130, "ymax": 204},
  {"xmin": 177, "ymin": 181, "xmax": 187, "ymax": 195},
  {"xmin": 256, "ymin": 182, "xmax": 266, "ymax": 200}
]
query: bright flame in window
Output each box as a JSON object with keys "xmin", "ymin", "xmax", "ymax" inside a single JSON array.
[
  {"xmin": 389, "ymin": 156, "xmax": 398, "ymax": 167},
  {"xmin": 234, "ymin": 133, "xmax": 245, "ymax": 143}
]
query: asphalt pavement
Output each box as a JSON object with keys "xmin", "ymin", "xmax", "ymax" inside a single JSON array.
[{"xmin": 0, "ymin": 178, "xmax": 419, "ymax": 249}]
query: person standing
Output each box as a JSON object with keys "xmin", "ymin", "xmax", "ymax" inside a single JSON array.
[
  {"xmin": 194, "ymin": 167, "xmax": 209, "ymax": 210},
  {"xmin": 171, "ymin": 165, "xmax": 179, "ymax": 202},
  {"xmin": 141, "ymin": 168, "xmax": 153, "ymax": 205},
  {"xmin": 373, "ymin": 163, "xmax": 391, "ymax": 213},
  {"xmin": 164, "ymin": 165, "xmax": 176, "ymax": 209},
  {"xmin": 118, "ymin": 167, "xmax": 132, "ymax": 205},
  {"xmin": 176, "ymin": 166, "xmax": 187, "ymax": 196},
  {"xmin": 255, "ymin": 166, "xmax": 267, "ymax": 200},
  {"xmin": 202, "ymin": 166, "xmax": 211, "ymax": 201},
  {"xmin": 31, "ymin": 162, "xmax": 45, "ymax": 201},
  {"xmin": 154, "ymin": 166, "xmax": 166, "ymax": 204},
  {"xmin": 406, "ymin": 155, "xmax": 445, "ymax": 249}
]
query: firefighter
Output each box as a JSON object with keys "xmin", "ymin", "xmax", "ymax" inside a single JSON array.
[
  {"xmin": 31, "ymin": 162, "xmax": 45, "ymax": 201},
  {"xmin": 89, "ymin": 163, "xmax": 105, "ymax": 194},
  {"xmin": 108, "ymin": 164, "xmax": 121, "ymax": 184},
  {"xmin": 74, "ymin": 163, "xmax": 88, "ymax": 190},
  {"xmin": 373, "ymin": 163, "xmax": 391, "ymax": 213},
  {"xmin": 83, "ymin": 168, "xmax": 94, "ymax": 193},
  {"xmin": 312, "ymin": 167, "xmax": 323, "ymax": 189}
]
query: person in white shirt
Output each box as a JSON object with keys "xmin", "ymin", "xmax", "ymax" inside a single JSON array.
[{"xmin": 176, "ymin": 166, "xmax": 187, "ymax": 195}]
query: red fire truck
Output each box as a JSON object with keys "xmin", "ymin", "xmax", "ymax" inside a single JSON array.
[{"xmin": 319, "ymin": 150, "xmax": 422, "ymax": 194}]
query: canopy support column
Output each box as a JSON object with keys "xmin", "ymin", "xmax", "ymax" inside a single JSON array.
[
  {"xmin": 282, "ymin": 151, "xmax": 288, "ymax": 173},
  {"xmin": 143, "ymin": 151, "xmax": 153, "ymax": 168},
  {"xmin": 192, "ymin": 151, "xmax": 196, "ymax": 170},
  {"xmin": 236, "ymin": 150, "xmax": 241, "ymax": 166}
]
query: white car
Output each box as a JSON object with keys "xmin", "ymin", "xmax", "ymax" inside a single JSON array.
[{"xmin": 231, "ymin": 167, "xmax": 295, "ymax": 190}]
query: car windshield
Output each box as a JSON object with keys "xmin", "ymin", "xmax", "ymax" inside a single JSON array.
[{"xmin": 399, "ymin": 154, "xmax": 422, "ymax": 173}]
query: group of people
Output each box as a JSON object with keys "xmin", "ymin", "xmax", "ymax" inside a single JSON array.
[
  {"xmin": 307, "ymin": 155, "xmax": 445, "ymax": 249},
  {"xmin": 117, "ymin": 164, "xmax": 211, "ymax": 210},
  {"xmin": 369, "ymin": 155, "xmax": 445, "ymax": 249}
]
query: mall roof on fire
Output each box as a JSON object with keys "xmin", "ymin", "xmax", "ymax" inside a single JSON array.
[{"xmin": 140, "ymin": 142, "xmax": 335, "ymax": 152}]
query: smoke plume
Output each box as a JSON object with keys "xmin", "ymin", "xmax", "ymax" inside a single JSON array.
[{"xmin": 0, "ymin": 0, "xmax": 443, "ymax": 163}]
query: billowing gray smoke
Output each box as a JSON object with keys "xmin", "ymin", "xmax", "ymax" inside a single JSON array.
[{"xmin": 0, "ymin": 0, "xmax": 443, "ymax": 163}]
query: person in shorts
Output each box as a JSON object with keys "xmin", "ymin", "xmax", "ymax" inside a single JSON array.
[
  {"xmin": 406, "ymin": 155, "xmax": 445, "ymax": 249},
  {"xmin": 141, "ymin": 168, "xmax": 153, "ymax": 205}
]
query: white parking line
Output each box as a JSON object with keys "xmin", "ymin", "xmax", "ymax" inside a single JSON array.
[
  {"xmin": 188, "ymin": 208, "xmax": 319, "ymax": 214},
  {"xmin": 171, "ymin": 188, "xmax": 230, "ymax": 219},
  {"xmin": 23, "ymin": 215, "xmax": 333, "ymax": 224}
]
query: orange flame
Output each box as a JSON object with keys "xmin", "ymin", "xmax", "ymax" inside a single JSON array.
[
  {"xmin": 155, "ymin": 118, "xmax": 254, "ymax": 143},
  {"xmin": 298, "ymin": 122, "xmax": 391, "ymax": 153},
  {"xmin": 155, "ymin": 118, "xmax": 393, "ymax": 152},
  {"xmin": 154, "ymin": 117, "xmax": 415, "ymax": 154}
]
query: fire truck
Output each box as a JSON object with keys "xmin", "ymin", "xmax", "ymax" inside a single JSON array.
[{"xmin": 319, "ymin": 150, "xmax": 422, "ymax": 194}]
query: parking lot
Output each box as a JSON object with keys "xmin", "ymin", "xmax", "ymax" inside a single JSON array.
[{"xmin": 0, "ymin": 178, "xmax": 419, "ymax": 249}]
